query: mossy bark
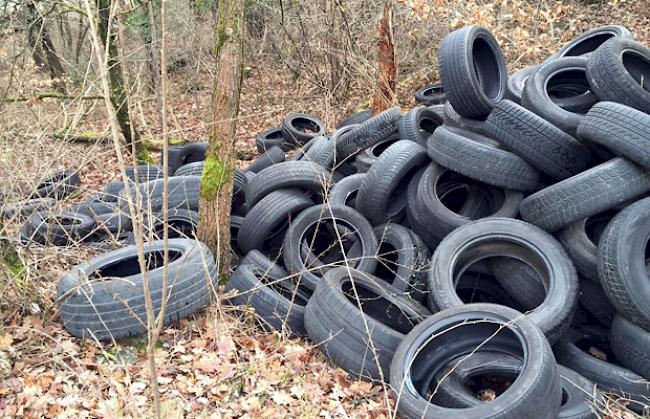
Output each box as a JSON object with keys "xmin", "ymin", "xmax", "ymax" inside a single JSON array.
[
  {"xmin": 97, "ymin": 0, "xmax": 147, "ymax": 163},
  {"xmin": 198, "ymin": 0, "xmax": 245, "ymax": 275}
]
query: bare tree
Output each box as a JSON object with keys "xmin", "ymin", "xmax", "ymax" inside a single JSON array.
[
  {"xmin": 371, "ymin": 0, "xmax": 396, "ymax": 114},
  {"xmin": 24, "ymin": 0, "xmax": 65, "ymax": 85},
  {"xmin": 198, "ymin": 0, "xmax": 246, "ymax": 275},
  {"xmin": 96, "ymin": 0, "xmax": 151, "ymax": 162}
]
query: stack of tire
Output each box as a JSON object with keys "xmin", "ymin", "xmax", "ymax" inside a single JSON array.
[{"xmin": 226, "ymin": 24, "xmax": 650, "ymax": 418}]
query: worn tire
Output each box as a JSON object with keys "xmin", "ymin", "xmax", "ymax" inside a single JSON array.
[
  {"xmin": 283, "ymin": 204, "xmax": 378, "ymax": 291},
  {"xmin": 390, "ymin": 303, "xmax": 561, "ymax": 419},
  {"xmin": 256, "ymin": 127, "xmax": 289, "ymax": 152},
  {"xmin": 29, "ymin": 169, "xmax": 81, "ymax": 200},
  {"xmin": 428, "ymin": 125, "xmax": 540, "ymax": 191},
  {"xmin": 245, "ymin": 145, "xmax": 286, "ymax": 174},
  {"xmin": 58, "ymin": 239, "xmax": 217, "ymax": 340},
  {"xmin": 428, "ymin": 218, "xmax": 579, "ymax": 343},
  {"xmin": 335, "ymin": 108, "xmax": 403, "ymax": 158},
  {"xmin": 305, "ymin": 267, "xmax": 430, "ymax": 381},
  {"xmin": 586, "ymin": 37, "xmax": 650, "ymax": 113},
  {"xmin": 439, "ymin": 25, "xmax": 507, "ymax": 118},
  {"xmin": 21, "ymin": 211, "xmax": 95, "ymax": 246},
  {"xmin": 598, "ymin": 196, "xmax": 650, "ymax": 330},
  {"xmin": 398, "ymin": 106, "xmax": 444, "ymax": 146},
  {"xmin": 519, "ymin": 158, "xmax": 650, "ymax": 232},
  {"xmin": 336, "ymin": 109, "xmax": 373, "ymax": 129},
  {"xmin": 328, "ymin": 173, "xmax": 365, "ymax": 207},
  {"xmin": 224, "ymin": 264, "xmax": 309, "ymax": 337},
  {"xmin": 548, "ymin": 25, "xmax": 633, "ymax": 61},
  {"xmin": 415, "ymin": 83, "xmax": 446, "ymax": 106},
  {"xmin": 506, "ymin": 65, "xmax": 537, "ymax": 104},
  {"xmin": 281, "ymin": 113, "xmax": 326, "ymax": 147},
  {"xmin": 610, "ymin": 315, "xmax": 650, "ymax": 380},
  {"xmin": 578, "ymin": 102, "xmax": 650, "ymax": 170},
  {"xmin": 486, "ymin": 100, "xmax": 591, "ymax": 180},
  {"xmin": 356, "ymin": 140, "xmax": 428, "ymax": 225}
]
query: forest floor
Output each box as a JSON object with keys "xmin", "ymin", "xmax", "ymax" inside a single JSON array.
[{"xmin": 1, "ymin": 1, "xmax": 650, "ymax": 417}]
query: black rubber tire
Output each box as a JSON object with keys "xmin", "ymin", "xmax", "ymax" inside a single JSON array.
[
  {"xmin": 245, "ymin": 145, "xmax": 286, "ymax": 174},
  {"xmin": 125, "ymin": 165, "xmax": 162, "ymax": 183},
  {"xmin": 442, "ymin": 101, "xmax": 491, "ymax": 136},
  {"xmin": 427, "ymin": 125, "xmax": 540, "ymax": 191},
  {"xmin": 335, "ymin": 108, "xmax": 403, "ymax": 158},
  {"xmin": 485, "ymin": 100, "xmax": 591, "ymax": 180},
  {"xmin": 2, "ymin": 198, "xmax": 56, "ymax": 220},
  {"xmin": 166, "ymin": 142, "xmax": 207, "ymax": 173},
  {"xmin": 224, "ymin": 264, "xmax": 309, "ymax": 337},
  {"xmin": 548, "ymin": 25, "xmax": 633, "ymax": 61},
  {"xmin": 290, "ymin": 135, "xmax": 335, "ymax": 169},
  {"xmin": 506, "ymin": 65, "xmax": 537, "ymax": 104},
  {"xmin": 281, "ymin": 113, "xmax": 326, "ymax": 147},
  {"xmin": 428, "ymin": 218, "xmax": 579, "ymax": 343},
  {"xmin": 353, "ymin": 135, "xmax": 399, "ymax": 173},
  {"xmin": 519, "ymin": 158, "xmax": 650, "ymax": 232},
  {"xmin": 100, "ymin": 181, "xmax": 127, "ymax": 200},
  {"xmin": 173, "ymin": 161, "xmax": 205, "ymax": 177},
  {"xmin": 336, "ymin": 109, "xmax": 373, "ymax": 129},
  {"xmin": 240, "ymin": 250, "xmax": 288, "ymax": 281},
  {"xmin": 355, "ymin": 140, "xmax": 428, "ymax": 225},
  {"xmin": 328, "ymin": 173, "xmax": 365, "ymax": 207},
  {"xmin": 255, "ymin": 127, "xmax": 288, "ymax": 153},
  {"xmin": 305, "ymin": 267, "xmax": 430, "ymax": 382},
  {"xmin": 439, "ymin": 25, "xmax": 508, "ymax": 118},
  {"xmin": 244, "ymin": 161, "xmax": 331, "ymax": 207},
  {"xmin": 29, "ymin": 169, "xmax": 81, "ymax": 200},
  {"xmin": 556, "ymin": 209, "xmax": 618, "ymax": 281},
  {"xmin": 610, "ymin": 315, "xmax": 650, "ymax": 380},
  {"xmin": 390, "ymin": 303, "xmax": 561, "ymax": 419},
  {"xmin": 237, "ymin": 189, "xmax": 314, "ymax": 254},
  {"xmin": 597, "ymin": 196, "xmax": 650, "ymax": 330},
  {"xmin": 415, "ymin": 163, "xmax": 523, "ymax": 240},
  {"xmin": 586, "ymin": 37, "xmax": 650, "ymax": 114},
  {"xmin": 123, "ymin": 176, "xmax": 201, "ymax": 214},
  {"xmin": 554, "ymin": 327, "xmax": 650, "ymax": 409},
  {"xmin": 578, "ymin": 102, "xmax": 650, "ymax": 170},
  {"xmin": 373, "ymin": 223, "xmax": 430, "ymax": 297},
  {"xmin": 230, "ymin": 215, "xmax": 244, "ymax": 260},
  {"xmin": 21, "ymin": 211, "xmax": 95, "ymax": 246},
  {"xmin": 57, "ymin": 239, "xmax": 217, "ymax": 340},
  {"xmin": 282, "ymin": 204, "xmax": 378, "ymax": 291},
  {"xmin": 521, "ymin": 57, "xmax": 594, "ymax": 136},
  {"xmin": 415, "ymin": 83, "xmax": 446, "ymax": 106},
  {"xmin": 579, "ymin": 279, "xmax": 616, "ymax": 328},
  {"xmin": 397, "ymin": 106, "xmax": 444, "ymax": 146}
]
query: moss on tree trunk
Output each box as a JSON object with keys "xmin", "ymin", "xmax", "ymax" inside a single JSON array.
[{"xmin": 198, "ymin": 0, "xmax": 245, "ymax": 276}]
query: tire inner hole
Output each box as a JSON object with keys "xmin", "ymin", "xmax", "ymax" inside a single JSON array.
[
  {"xmin": 472, "ymin": 37, "xmax": 502, "ymax": 100},
  {"xmin": 342, "ymin": 280, "xmax": 419, "ymax": 334},
  {"xmin": 563, "ymin": 33, "xmax": 616, "ymax": 56},
  {"xmin": 622, "ymin": 51, "xmax": 650, "ymax": 91},
  {"xmin": 374, "ymin": 239, "xmax": 400, "ymax": 281},
  {"xmin": 465, "ymin": 371, "xmax": 517, "ymax": 401},
  {"xmin": 301, "ymin": 220, "xmax": 362, "ymax": 270},
  {"xmin": 92, "ymin": 250, "xmax": 182, "ymax": 278}
]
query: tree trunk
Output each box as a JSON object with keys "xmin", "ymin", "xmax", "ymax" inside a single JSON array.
[
  {"xmin": 25, "ymin": 2, "xmax": 65, "ymax": 84},
  {"xmin": 96, "ymin": 0, "xmax": 148, "ymax": 161},
  {"xmin": 198, "ymin": 0, "xmax": 245, "ymax": 276},
  {"xmin": 371, "ymin": 0, "xmax": 396, "ymax": 115}
]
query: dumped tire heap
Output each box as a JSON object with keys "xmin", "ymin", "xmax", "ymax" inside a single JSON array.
[{"xmin": 4, "ymin": 23, "xmax": 650, "ymax": 418}]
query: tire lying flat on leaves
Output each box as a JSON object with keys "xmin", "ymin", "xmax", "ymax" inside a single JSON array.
[
  {"xmin": 415, "ymin": 83, "xmax": 446, "ymax": 106},
  {"xmin": 355, "ymin": 140, "xmax": 428, "ymax": 225},
  {"xmin": 255, "ymin": 127, "xmax": 287, "ymax": 153},
  {"xmin": 57, "ymin": 239, "xmax": 217, "ymax": 340},
  {"xmin": 439, "ymin": 25, "xmax": 508, "ymax": 118},
  {"xmin": 598, "ymin": 197, "xmax": 650, "ymax": 331},
  {"xmin": 519, "ymin": 158, "xmax": 650, "ymax": 232},
  {"xmin": 281, "ymin": 113, "xmax": 326, "ymax": 147},
  {"xmin": 486, "ymin": 100, "xmax": 591, "ymax": 180},
  {"xmin": 428, "ymin": 218, "xmax": 578, "ymax": 343},
  {"xmin": 390, "ymin": 303, "xmax": 561, "ymax": 419},
  {"xmin": 304, "ymin": 267, "xmax": 430, "ymax": 382},
  {"xmin": 21, "ymin": 211, "xmax": 95, "ymax": 246},
  {"xmin": 225, "ymin": 264, "xmax": 309, "ymax": 337},
  {"xmin": 427, "ymin": 126, "xmax": 539, "ymax": 191},
  {"xmin": 586, "ymin": 37, "xmax": 650, "ymax": 114}
]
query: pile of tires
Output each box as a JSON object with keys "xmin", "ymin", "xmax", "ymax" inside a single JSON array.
[{"xmin": 227, "ymin": 24, "xmax": 650, "ymax": 418}]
